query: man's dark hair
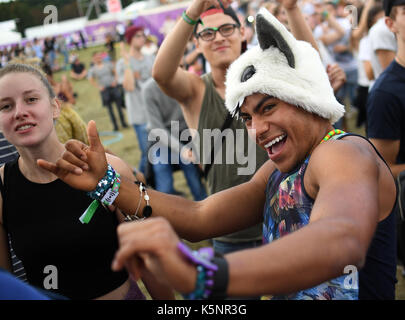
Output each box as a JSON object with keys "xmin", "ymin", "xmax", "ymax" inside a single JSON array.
[
  {"xmin": 367, "ymin": 4, "xmax": 384, "ymax": 30},
  {"xmin": 193, "ymin": 5, "xmax": 241, "ymax": 37}
]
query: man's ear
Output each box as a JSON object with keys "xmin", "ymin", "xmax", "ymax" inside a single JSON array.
[
  {"xmin": 385, "ymin": 16, "xmax": 397, "ymax": 33},
  {"xmin": 193, "ymin": 36, "xmax": 200, "ymax": 51},
  {"xmin": 239, "ymin": 25, "xmax": 246, "ymax": 41}
]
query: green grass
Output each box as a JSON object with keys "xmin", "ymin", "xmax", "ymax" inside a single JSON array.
[{"xmin": 53, "ymin": 45, "xmax": 405, "ymax": 299}]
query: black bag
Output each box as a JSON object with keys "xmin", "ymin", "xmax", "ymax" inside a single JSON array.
[{"xmin": 396, "ymin": 170, "xmax": 405, "ymax": 265}]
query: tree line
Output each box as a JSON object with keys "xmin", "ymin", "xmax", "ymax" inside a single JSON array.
[{"xmin": 0, "ymin": 0, "xmax": 134, "ymax": 37}]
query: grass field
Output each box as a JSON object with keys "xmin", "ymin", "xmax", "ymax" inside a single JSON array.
[{"xmin": 52, "ymin": 44, "xmax": 405, "ymax": 299}]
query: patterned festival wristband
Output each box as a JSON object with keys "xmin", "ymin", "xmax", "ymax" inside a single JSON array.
[
  {"xmin": 182, "ymin": 11, "xmax": 198, "ymax": 25},
  {"xmin": 80, "ymin": 165, "xmax": 120, "ymax": 224},
  {"xmin": 101, "ymin": 173, "xmax": 121, "ymax": 206},
  {"xmin": 87, "ymin": 164, "xmax": 116, "ymax": 200}
]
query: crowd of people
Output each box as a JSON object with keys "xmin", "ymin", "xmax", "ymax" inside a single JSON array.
[{"xmin": 0, "ymin": 0, "xmax": 404, "ymax": 300}]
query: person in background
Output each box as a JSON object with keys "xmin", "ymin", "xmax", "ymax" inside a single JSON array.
[
  {"xmin": 144, "ymin": 77, "xmax": 207, "ymax": 200},
  {"xmin": 368, "ymin": 0, "xmax": 397, "ymax": 87},
  {"xmin": 115, "ymin": 26, "xmax": 155, "ymax": 175},
  {"xmin": 88, "ymin": 52, "xmax": 129, "ymax": 132},
  {"xmin": 366, "ymin": 0, "xmax": 405, "ymax": 276},
  {"xmin": 70, "ymin": 56, "xmax": 88, "ymax": 81},
  {"xmin": 105, "ymin": 33, "xmax": 117, "ymax": 63}
]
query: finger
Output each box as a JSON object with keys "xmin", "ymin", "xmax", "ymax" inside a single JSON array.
[
  {"xmin": 56, "ymin": 158, "xmax": 84, "ymax": 175},
  {"xmin": 62, "ymin": 150, "xmax": 89, "ymax": 170},
  {"xmin": 87, "ymin": 120, "xmax": 105, "ymax": 153},
  {"xmin": 125, "ymin": 256, "xmax": 143, "ymax": 281},
  {"xmin": 65, "ymin": 140, "xmax": 88, "ymax": 161},
  {"xmin": 113, "ymin": 230, "xmax": 158, "ymax": 272},
  {"xmin": 112, "ymin": 241, "xmax": 139, "ymax": 271},
  {"xmin": 37, "ymin": 159, "xmax": 59, "ymax": 175}
]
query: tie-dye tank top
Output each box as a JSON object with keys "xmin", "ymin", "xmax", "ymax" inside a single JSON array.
[{"xmin": 262, "ymin": 133, "xmax": 358, "ymax": 300}]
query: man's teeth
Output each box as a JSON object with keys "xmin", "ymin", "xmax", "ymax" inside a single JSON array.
[
  {"xmin": 18, "ymin": 124, "xmax": 33, "ymax": 131},
  {"xmin": 264, "ymin": 134, "xmax": 286, "ymax": 149}
]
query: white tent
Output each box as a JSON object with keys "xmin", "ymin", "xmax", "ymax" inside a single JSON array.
[
  {"xmin": 24, "ymin": 17, "xmax": 87, "ymax": 39},
  {"xmin": 0, "ymin": 19, "xmax": 17, "ymax": 32},
  {"xmin": 0, "ymin": 30, "xmax": 21, "ymax": 46}
]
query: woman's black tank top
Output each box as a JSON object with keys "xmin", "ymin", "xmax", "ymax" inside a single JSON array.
[{"xmin": 1, "ymin": 159, "xmax": 128, "ymax": 299}]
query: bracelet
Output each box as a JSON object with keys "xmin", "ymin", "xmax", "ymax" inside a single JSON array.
[
  {"xmin": 80, "ymin": 165, "xmax": 121, "ymax": 224},
  {"xmin": 177, "ymin": 242, "xmax": 229, "ymax": 300},
  {"xmin": 87, "ymin": 164, "xmax": 116, "ymax": 200},
  {"xmin": 101, "ymin": 172, "xmax": 121, "ymax": 206},
  {"xmin": 124, "ymin": 181, "xmax": 152, "ymax": 221},
  {"xmin": 182, "ymin": 11, "xmax": 198, "ymax": 25}
]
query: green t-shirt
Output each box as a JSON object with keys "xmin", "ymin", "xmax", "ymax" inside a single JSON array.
[{"xmin": 197, "ymin": 73, "xmax": 269, "ymax": 243}]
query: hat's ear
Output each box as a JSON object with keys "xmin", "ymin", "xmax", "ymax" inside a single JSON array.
[{"xmin": 256, "ymin": 13, "xmax": 295, "ymax": 68}]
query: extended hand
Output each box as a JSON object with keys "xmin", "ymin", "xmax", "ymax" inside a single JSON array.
[
  {"xmin": 112, "ymin": 217, "xmax": 197, "ymax": 294},
  {"xmin": 37, "ymin": 120, "xmax": 108, "ymax": 191},
  {"xmin": 187, "ymin": 0, "xmax": 232, "ymax": 19},
  {"xmin": 277, "ymin": 0, "xmax": 298, "ymax": 10}
]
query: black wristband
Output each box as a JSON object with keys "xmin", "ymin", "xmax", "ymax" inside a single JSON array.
[{"xmin": 209, "ymin": 256, "xmax": 229, "ymax": 300}]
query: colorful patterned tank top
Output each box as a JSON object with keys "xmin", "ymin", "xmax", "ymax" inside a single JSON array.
[{"xmin": 262, "ymin": 133, "xmax": 358, "ymax": 300}]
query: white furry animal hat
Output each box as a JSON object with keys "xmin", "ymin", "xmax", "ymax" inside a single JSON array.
[{"xmin": 225, "ymin": 8, "xmax": 344, "ymax": 124}]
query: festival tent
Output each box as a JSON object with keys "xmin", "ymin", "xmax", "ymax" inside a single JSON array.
[
  {"xmin": 0, "ymin": 30, "xmax": 21, "ymax": 47},
  {"xmin": 24, "ymin": 17, "xmax": 88, "ymax": 40},
  {"xmin": 1, "ymin": 1, "xmax": 191, "ymax": 48},
  {"xmin": 128, "ymin": 1, "xmax": 191, "ymax": 44}
]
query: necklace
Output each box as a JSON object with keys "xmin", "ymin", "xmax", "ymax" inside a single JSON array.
[{"xmin": 320, "ymin": 129, "xmax": 345, "ymax": 144}]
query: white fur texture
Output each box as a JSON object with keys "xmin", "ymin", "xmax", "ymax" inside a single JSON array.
[{"xmin": 225, "ymin": 8, "xmax": 345, "ymax": 124}]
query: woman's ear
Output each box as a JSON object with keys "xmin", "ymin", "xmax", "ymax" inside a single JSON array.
[{"xmin": 51, "ymin": 97, "xmax": 61, "ymax": 119}]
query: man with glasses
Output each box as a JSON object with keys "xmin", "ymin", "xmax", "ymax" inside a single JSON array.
[
  {"xmin": 196, "ymin": 23, "xmax": 240, "ymax": 41},
  {"xmin": 152, "ymin": 0, "xmax": 321, "ymax": 256}
]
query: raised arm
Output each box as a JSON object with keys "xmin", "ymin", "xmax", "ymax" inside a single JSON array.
[
  {"xmin": 281, "ymin": 0, "xmax": 319, "ymax": 52},
  {"xmin": 152, "ymin": 1, "xmax": 206, "ymax": 105}
]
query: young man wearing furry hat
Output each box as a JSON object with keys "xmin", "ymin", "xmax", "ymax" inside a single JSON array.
[
  {"xmin": 40, "ymin": 6, "xmax": 397, "ymax": 300},
  {"xmin": 152, "ymin": 0, "xmax": 345, "ymax": 256}
]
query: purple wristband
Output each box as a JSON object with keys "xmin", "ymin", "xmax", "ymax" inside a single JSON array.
[{"xmin": 177, "ymin": 242, "xmax": 218, "ymax": 271}]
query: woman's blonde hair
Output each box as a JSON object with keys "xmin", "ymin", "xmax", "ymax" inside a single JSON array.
[{"xmin": 0, "ymin": 63, "xmax": 56, "ymax": 99}]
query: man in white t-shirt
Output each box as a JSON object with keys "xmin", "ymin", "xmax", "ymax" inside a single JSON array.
[{"xmin": 368, "ymin": 16, "xmax": 397, "ymax": 88}]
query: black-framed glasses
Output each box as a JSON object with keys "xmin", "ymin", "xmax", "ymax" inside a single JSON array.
[{"xmin": 196, "ymin": 23, "xmax": 239, "ymax": 41}]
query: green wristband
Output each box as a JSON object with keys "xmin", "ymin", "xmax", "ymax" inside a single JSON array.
[{"xmin": 182, "ymin": 11, "xmax": 198, "ymax": 26}]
